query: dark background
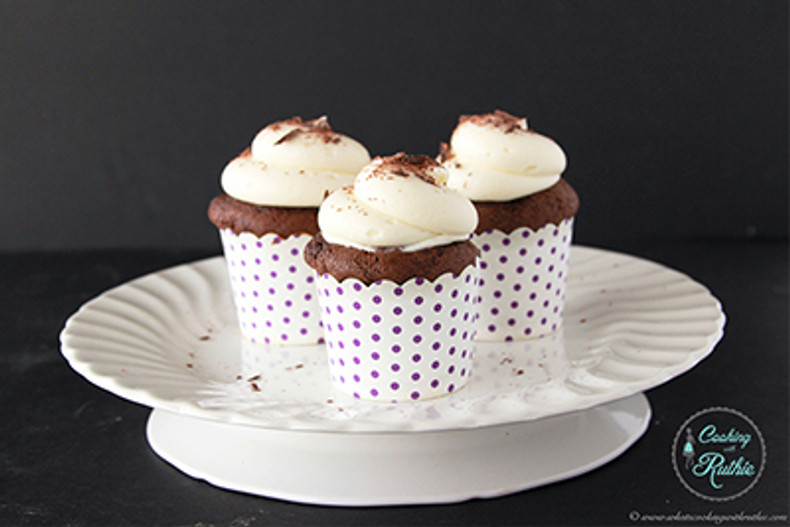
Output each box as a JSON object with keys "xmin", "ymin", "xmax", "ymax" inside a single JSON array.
[
  {"xmin": 0, "ymin": 0, "xmax": 786, "ymax": 251},
  {"xmin": 1, "ymin": 1, "xmax": 787, "ymax": 526}
]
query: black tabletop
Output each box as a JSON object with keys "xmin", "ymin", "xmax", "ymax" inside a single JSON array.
[{"xmin": 2, "ymin": 239, "xmax": 787, "ymax": 526}]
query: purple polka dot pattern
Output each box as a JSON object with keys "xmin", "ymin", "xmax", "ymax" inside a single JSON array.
[
  {"xmin": 316, "ymin": 265, "xmax": 479, "ymax": 402},
  {"xmin": 473, "ymin": 218, "xmax": 574, "ymax": 341},
  {"xmin": 220, "ymin": 229, "xmax": 323, "ymax": 345}
]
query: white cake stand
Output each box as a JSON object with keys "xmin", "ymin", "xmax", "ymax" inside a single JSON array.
[
  {"xmin": 146, "ymin": 393, "xmax": 650, "ymax": 506},
  {"xmin": 61, "ymin": 247, "xmax": 724, "ymax": 505}
]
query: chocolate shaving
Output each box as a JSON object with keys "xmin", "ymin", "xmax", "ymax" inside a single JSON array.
[
  {"xmin": 458, "ymin": 109, "xmax": 527, "ymax": 133},
  {"xmin": 305, "ymin": 115, "xmax": 331, "ymax": 130},
  {"xmin": 272, "ymin": 115, "xmax": 342, "ymax": 145},
  {"xmin": 437, "ymin": 141, "xmax": 454, "ymax": 163},
  {"xmin": 273, "ymin": 128, "xmax": 303, "ymax": 145},
  {"xmin": 372, "ymin": 153, "xmax": 443, "ymax": 185}
]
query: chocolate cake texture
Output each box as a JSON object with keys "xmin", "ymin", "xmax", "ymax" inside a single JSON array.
[
  {"xmin": 474, "ymin": 179, "xmax": 579, "ymax": 234},
  {"xmin": 304, "ymin": 233, "xmax": 479, "ymax": 285},
  {"xmin": 207, "ymin": 193, "xmax": 319, "ymax": 238}
]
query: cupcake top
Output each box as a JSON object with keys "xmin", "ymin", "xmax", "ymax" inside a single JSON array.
[
  {"xmin": 318, "ymin": 153, "xmax": 478, "ymax": 252},
  {"xmin": 220, "ymin": 116, "xmax": 371, "ymax": 207},
  {"xmin": 438, "ymin": 110, "xmax": 567, "ymax": 202}
]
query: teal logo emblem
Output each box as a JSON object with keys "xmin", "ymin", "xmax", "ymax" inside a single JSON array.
[{"xmin": 672, "ymin": 407, "xmax": 765, "ymax": 501}]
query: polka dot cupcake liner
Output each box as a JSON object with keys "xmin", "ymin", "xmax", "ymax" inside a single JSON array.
[
  {"xmin": 219, "ymin": 229, "xmax": 323, "ymax": 345},
  {"xmin": 315, "ymin": 265, "xmax": 480, "ymax": 402},
  {"xmin": 473, "ymin": 218, "xmax": 574, "ymax": 342}
]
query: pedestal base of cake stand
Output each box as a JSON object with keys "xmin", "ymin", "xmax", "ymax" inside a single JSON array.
[{"xmin": 146, "ymin": 392, "xmax": 650, "ymax": 506}]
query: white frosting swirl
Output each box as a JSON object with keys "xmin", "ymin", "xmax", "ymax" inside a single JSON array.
[
  {"xmin": 220, "ymin": 116, "xmax": 370, "ymax": 207},
  {"xmin": 318, "ymin": 154, "xmax": 479, "ymax": 252},
  {"xmin": 441, "ymin": 110, "xmax": 567, "ymax": 202}
]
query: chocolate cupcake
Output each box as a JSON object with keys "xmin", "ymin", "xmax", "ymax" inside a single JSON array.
[
  {"xmin": 439, "ymin": 110, "xmax": 579, "ymax": 341},
  {"xmin": 304, "ymin": 153, "xmax": 480, "ymax": 402},
  {"xmin": 208, "ymin": 116, "xmax": 370, "ymax": 345}
]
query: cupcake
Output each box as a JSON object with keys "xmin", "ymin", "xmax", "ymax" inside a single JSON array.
[
  {"xmin": 304, "ymin": 153, "xmax": 480, "ymax": 402},
  {"xmin": 438, "ymin": 110, "xmax": 579, "ymax": 341},
  {"xmin": 208, "ymin": 116, "xmax": 370, "ymax": 345}
]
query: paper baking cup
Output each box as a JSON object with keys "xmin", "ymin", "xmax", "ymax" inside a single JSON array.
[
  {"xmin": 473, "ymin": 218, "xmax": 574, "ymax": 341},
  {"xmin": 315, "ymin": 265, "xmax": 480, "ymax": 402},
  {"xmin": 219, "ymin": 229, "xmax": 323, "ymax": 345}
]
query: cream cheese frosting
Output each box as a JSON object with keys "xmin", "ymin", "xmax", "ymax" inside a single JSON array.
[
  {"xmin": 220, "ymin": 116, "xmax": 371, "ymax": 207},
  {"xmin": 318, "ymin": 153, "xmax": 479, "ymax": 252},
  {"xmin": 439, "ymin": 110, "xmax": 567, "ymax": 202}
]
